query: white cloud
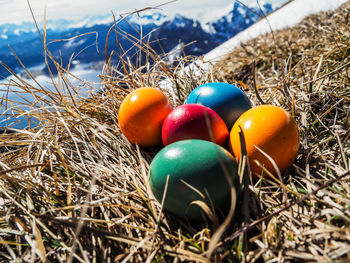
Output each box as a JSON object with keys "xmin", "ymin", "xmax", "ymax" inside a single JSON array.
[{"xmin": 1, "ymin": 0, "xmax": 287, "ymax": 25}]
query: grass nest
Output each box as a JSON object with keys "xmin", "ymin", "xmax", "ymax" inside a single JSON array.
[{"xmin": 0, "ymin": 2, "xmax": 349, "ymax": 262}]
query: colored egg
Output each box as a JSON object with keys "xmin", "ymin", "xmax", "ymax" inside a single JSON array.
[
  {"xmin": 186, "ymin": 82, "xmax": 252, "ymax": 129},
  {"xmin": 229, "ymin": 105, "xmax": 299, "ymax": 178},
  {"xmin": 118, "ymin": 87, "xmax": 173, "ymax": 147},
  {"xmin": 162, "ymin": 104, "xmax": 229, "ymax": 147},
  {"xmin": 149, "ymin": 139, "xmax": 238, "ymax": 221}
]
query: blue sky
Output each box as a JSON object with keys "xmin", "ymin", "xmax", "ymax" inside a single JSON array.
[{"xmin": 1, "ymin": 0, "xmax": 287, "ymax": 24}]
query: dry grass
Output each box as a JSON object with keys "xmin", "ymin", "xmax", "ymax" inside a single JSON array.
[{"xmin": 0, "ymin": 1, "xmax": 349, "ymax": 262}]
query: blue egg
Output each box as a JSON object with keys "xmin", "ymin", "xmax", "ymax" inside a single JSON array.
[{"xmin": 186, "ymin": 82, "xmax": 252, "ymax": 129}]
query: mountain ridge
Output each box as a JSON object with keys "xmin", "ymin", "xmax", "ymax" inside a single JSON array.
[{"xmin": 0, "ymin": 2, "xmax": 274, "ymax": 79}]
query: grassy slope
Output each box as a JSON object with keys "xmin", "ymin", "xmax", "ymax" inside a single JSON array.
[
  {"xmin": 214, "ymin": 2, "xmax": 350, "ymax": 261},
  {"xmin": 0, "ymin": 2, "xmax": 349, "ymax": 262}
]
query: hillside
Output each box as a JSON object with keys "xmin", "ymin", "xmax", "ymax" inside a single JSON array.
[
  {"xmin": 0, "ymin": 2, "xmax": 349, "ymax": 263},
  {"xmin": 212, "ymin": 2, "xmax": 350, "ymax": 261}
]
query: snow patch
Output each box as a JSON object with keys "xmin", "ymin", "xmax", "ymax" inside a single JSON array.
[
  {"xmin": 237, "ymin": 6, "xmax": 247, "ymax": 17},
  {"xmin": 127, "ymin": 11, "xmax": 170, "ymax": 27},
  {"xmin": 196, "ymin": 3, "xmax": 234, "ymax": 33},
  {"xmin": 63, "ymin": 38, "xmax": 87, "ymax": 48},
  {"xmin": 166, "ymin": 43, "xmax": 183, "ymax": 64}
]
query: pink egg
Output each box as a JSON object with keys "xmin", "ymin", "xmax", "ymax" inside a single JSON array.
[{"xmin": 162, "ymin": 104, "xmax": 229, "ymax": 146}]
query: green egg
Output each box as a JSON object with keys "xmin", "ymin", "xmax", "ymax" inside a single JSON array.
[{"xmin": 149, "ymin": 139, "xmax": 238, "ymax": 221}]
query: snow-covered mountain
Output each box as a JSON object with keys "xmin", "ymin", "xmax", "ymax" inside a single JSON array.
[
  {"xmin": 210, "ymin": 2, "xmax": 273, "ymax": 41},
  {"xmin": 0, "ymin": 2, "xmax": 275, "ymax": 79}
]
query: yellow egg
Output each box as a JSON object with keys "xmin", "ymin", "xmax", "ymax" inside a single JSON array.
[{"xmin": 229, "ymin": 105, "xmax": 299, "ymax": 178}]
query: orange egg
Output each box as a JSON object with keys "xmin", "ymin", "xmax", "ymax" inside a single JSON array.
[
  {"xmin": 118, "ymin": 87, "xmax": 173, "ymax": 147},
  {"xmin": 229, "ymin": 105, "xmax": 299, "ymax": 178}
]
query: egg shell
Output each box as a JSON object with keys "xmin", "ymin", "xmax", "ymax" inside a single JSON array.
[
  {"xmin": 229, "ymin": 105, "xmax": 299, "ymax": 178},
  {"xmin": 186, "ymin": 82, "xmax": 252, "ymax": 129},
  {"xmin": 162, "ymin": 104, "xmax": 229, "ymax": 147},
  {"xmin": 149, "ymin": 139, "xmax": 238, "ymax": 221},
  {"xmin": 118, "ymin": 87, "xmax": 172, "ymax": 147}
]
